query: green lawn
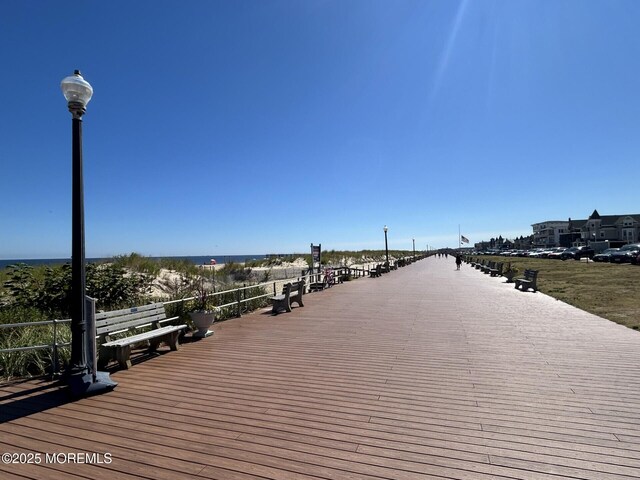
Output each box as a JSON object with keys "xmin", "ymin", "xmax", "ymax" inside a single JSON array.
[{"xmin": 480, "ymin": 256, "xmax": 640, "ymax": 330}]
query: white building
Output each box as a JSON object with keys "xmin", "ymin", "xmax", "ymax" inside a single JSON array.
[{"xmin": 531, "ymin": 221, "xmax": 570, "ymax": 247}]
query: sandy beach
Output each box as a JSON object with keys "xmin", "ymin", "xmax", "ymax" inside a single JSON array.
[{"xmin": 150, "ymin": 256, "xmax": 382, "ymax": 299}]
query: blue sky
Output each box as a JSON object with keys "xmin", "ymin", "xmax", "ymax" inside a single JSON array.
[{"xmin": 1, "ymin": 0, "xmax": 639, "ymax": 259}]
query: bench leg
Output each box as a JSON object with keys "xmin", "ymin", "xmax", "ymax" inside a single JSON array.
[
  {"xmin": 149, "ymin": 337, "xmax": 162, "ymax": 351},
  {"xmin": 167, "ymin": 331, "xmax": 180, "ymax": 351},
  {"xmin": 291, "ymin": 294, "xmax": 304, "ymax": 308},
  {"xmin": 272, "ymin": 299, "xmax": 288, "ymax": 314},
  {"xmin": 116, "ymin": 345, "xmax": 132, "ymax": 370},
  {"xmin": 149, "ymin": 332, "xmax": 182, "ymax": 351}
]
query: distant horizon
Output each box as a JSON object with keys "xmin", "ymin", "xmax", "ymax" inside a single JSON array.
[
  {"xmin": 0, "ymin": 225, "xmax": 578, "ymax": 260},
  {"xmin": 0, "ymin": 246, "xmax": 429, "ymax": 262}
]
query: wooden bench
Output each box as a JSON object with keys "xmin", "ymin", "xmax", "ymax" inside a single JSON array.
[
  {"xmin": 96, "ymin": 303, "xmax": 187, "ymax": 370},
  {"xmin": 475, "ymin": 260, "xmax": 485, "ymax": 270},
  {"xmin": 270, "ymin": 279, "xmax": 305, "ymax": 314},
  {"xmin": 370, "ymin": 264, "xmax": 382, "ymax": 278},
  {"xmin": 515, "ymin": 269, "xmax": 539, "ymax": 292},
  {"xmin": 488, "ymin": 262, "xmax": 504, "ymax": 277},
  {"xmin": 481, "ymin": 261, "xmax": 495, "ymax": 274}
]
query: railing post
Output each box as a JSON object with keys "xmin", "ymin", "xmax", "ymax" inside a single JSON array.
[
  {"xmin": 52, "ymin": 319, "xmax": 58, "ymax": 378},
  {"xmin": 236, "ymin": 288, "xmax": 242, "ymax": 318}
]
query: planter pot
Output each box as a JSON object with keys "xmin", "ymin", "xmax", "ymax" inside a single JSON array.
[{"xmin": 189, "ymin": 311, "xmax": 215, "ymax": 338}]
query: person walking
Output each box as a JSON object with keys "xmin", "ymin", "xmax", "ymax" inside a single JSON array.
[{"xmin": 455, "ymin": 253, "xmax": 462, "ymax": 270}]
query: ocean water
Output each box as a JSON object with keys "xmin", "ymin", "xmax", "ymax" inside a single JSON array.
[{"xmin": 0, "ymin": 255, "xmax": 268, "ymax": 270}]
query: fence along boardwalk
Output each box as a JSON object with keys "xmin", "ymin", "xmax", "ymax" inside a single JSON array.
[{"xmin": 2, "ymin": 256, "xmax": 640, "ymax": 479}]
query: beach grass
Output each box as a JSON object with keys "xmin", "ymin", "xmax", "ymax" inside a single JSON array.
[{"xmin": 481, "ymin": 256, "xmax": 640, "ymax": 329}]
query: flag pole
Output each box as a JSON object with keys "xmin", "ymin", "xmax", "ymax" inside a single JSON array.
[{"xmin": 458, "ymin": 225, "xmax": 461, "ymax": 251}]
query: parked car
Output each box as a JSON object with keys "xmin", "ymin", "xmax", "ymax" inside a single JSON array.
[
  {"xmin": 609, "ymin": 243, "xmax": 640, "ymax": 264},
  {"xmin": 547, "ymin": 247, "xmax": 568, "ymax": 259},
  {"xmin": 592, "ymin": 248, "xmax": 620, "ymax": 262},
  {"xmin": 560, "ymin": 246, "xmax": 595, "ymax": 261}
]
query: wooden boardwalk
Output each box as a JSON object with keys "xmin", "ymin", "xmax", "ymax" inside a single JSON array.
[{"xmin": 2, "ymin": 257, "xmax": 640, "ymax": 479}]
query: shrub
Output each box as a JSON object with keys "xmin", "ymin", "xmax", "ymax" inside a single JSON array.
[{"xmin": 2, "ymin": 262, "xmax": 151, "ymax": 317}]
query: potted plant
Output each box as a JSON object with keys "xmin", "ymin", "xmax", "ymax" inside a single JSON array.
[
  {"xmin": 188, "ymin": 273, "xmax": 217, "ymax": 338},
  {"xmin": 503, "ymin": 263, "xmax": 518, "ymax": 283}
]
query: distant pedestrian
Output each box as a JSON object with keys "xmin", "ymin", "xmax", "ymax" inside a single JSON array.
[{"xmin": 455, "ymin": 253, "xmax": 462, "ymax": 270}]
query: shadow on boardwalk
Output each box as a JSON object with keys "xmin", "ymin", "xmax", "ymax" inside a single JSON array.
[{"xmin": 0, "ymin": 378, "xmax": 70, "ymax": 423}]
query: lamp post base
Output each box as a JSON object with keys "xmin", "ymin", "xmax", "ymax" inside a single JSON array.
[{"xmin": 68, "ymin": 371, "xmax": 117, "ymax": 398}]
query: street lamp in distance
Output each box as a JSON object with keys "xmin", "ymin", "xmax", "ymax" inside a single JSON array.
[{"xmin": 383, "ymin": 225, "xmax": 389, "ymax": 267}]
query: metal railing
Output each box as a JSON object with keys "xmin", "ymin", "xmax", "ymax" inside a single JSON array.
[
  {"xmin": 0, "ymin": 265, "xmax": 368, "ymax": 377},
  {"xmin": 0, "ymin": 259, "xmax": 429, "ymax": 378}
]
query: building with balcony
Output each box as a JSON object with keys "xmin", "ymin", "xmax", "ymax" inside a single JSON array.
[{"xmin": 531, "ymin": 221, "xmax": 573, "ymax": 247}]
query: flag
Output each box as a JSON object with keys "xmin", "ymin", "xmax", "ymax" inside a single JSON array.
[{"xmin": 461, "ymin": 235, "xmax": 469, "ymax": 244}]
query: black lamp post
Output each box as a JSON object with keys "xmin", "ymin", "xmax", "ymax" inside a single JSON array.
[
  {"xmin": 383, "ymin": 225, "xmax": 389, "ymax": 267},
  {"xmin": 61, "ymin": 70, "xmax": 116, "ymax": 396}
]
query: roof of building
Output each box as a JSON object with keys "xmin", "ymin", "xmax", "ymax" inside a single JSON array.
[{"xmin": 584, "ymin": 211, "xmax": 640, "ymax": 228}]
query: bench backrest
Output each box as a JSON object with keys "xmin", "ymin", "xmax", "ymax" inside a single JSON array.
[
  {"xmin": 282, "ymin": 280, "xmax": 304, "ymax": 295},
  {"xmin": 524, "ymin": 269, "xmax": 539, "ymax": 279},
  {"xmin": 96, "ymin": 303, "xmax": 167, "ymax": 336}
]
